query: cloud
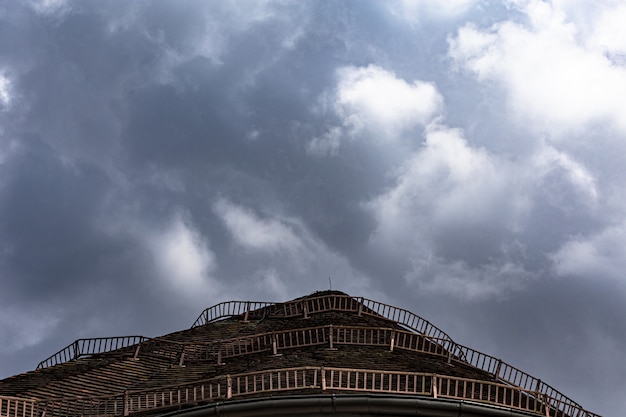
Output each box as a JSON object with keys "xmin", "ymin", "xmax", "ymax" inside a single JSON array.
[
  {"xmin": 364, "ymin": 124, "xmax": 603, "ymax": 300},
  {"xmin": 364, "ymin": 125, "xmax": 536, "ymax": 299},
  {"xmin": 251, "ymin": 268, "xmax": 291, "ymax": 301},
  {"xmin": 368, "ymin": 125, "xmax": 519, "ymax": 245},
  {"xmin": 29, "ymin": 0, "xmax": 69, "ymax": 16},
  {"xmin": 532, "ymin": 145, "xmax": 598, "ymax": 209},
  {"xmin": 0, "ymin": 72, "xmax": 11, "ymax": 108},
  {"xmin": 552, "ymin": 222, "xmax": 626, "ymax": 284},
  {"xmin": 308, "ymin": 65, "xmax": 443, "ymax": 155},
  {"xmin": 393, "ymin": 0, "xmax": 478, "ymax": 20},
  {"xmin": 405, "ymin": 256, "xmax": 529, "ymax": 300},
  {"xmin": 214, "ymin": 198, "xmax": 303, "ymax": 253},
  {"xmin": 448, "ymin": 0, "xmax": 626, "ymax": 135},
  {"xmin": 0, "ymin": 306, "xmax": 60, "ymax": 352},
  {"xmin": 336, "ymin": 65, "xmax": 443, "ymax": 136},
  {"xmin": 0, "ymin": 2, "xmax": 621, "ymax": 414},
  {"xmin": 306, "ymin": 126, "xmax": 343, "ymax": 157},
  {"xmin": 146, "ymin": 213, "xmax": 218, "ymax": 298}
]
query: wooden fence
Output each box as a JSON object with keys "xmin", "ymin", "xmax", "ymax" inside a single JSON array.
[
  {"xmin": 28, "ymin": 294, "xmax": 595, "ymax": 417},
  {"xmin": 7, "ymin": 366, "xmax": 599, "ymax": 417}
]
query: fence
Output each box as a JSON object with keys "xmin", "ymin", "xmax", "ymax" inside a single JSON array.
[
  {"xmin": 0, "ymin": 396, "xmax": 36, "ymax": 417},
  {"xmin": 36, "ymin": 336, "xmax": 148, "ymax": 370},
  {"xmin": 30, "ymin": 294, "xmax": 597, "ymax": 417},
  {"xmin": 22, "ymin": 367, "xmax": 599, "ymax": 417},
  {"xmin": 188, "ymin": 294, "xmax": 585, "ymax": 414}
]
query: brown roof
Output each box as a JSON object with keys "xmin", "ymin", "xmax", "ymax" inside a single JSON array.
[{"xmin": 0, "ymin": 291, "xmax": 600, "ymax": 417}]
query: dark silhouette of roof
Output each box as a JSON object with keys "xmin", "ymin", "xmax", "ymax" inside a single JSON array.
[{"xmin": 0, "ymin": 291, "xmax": 601, "ymax": 417}]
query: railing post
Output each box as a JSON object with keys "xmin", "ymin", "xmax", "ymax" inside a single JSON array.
[
  {"xmin": 242, "ymin": 302, "xmax": 250, "ymax": 322},
  {"xmin": 303, "ymin": 302, "xmax": 309, "ymax": 319},
  {"xmin": 73, "ymin": 341, "xmax": 79, "ymax": 361},
  {"xmin": 133, "ymin": 343, "xmax": 141, "ymax": 360},
  {"xmin": 535, "ymin": 386, "xmax": 542, "ymax": 413},
  {"xmin": 328, "ymin": 325, "xmax": 335, "ymax": 349},
  {"xmin": 123, "ymin": 390, "xmax": 129, "ymax": 416},
  {"xmin": 227, "ymin": 375, "xmax": 232, "ymax": 399},
  {"xmin": 358, "ymin": 297, "xmax": 363, "ymax": 316},
  {"xmin": 432, "ymin": 375, "xmax": 437, "ymax": 399},
  {"xmin": 272, "ymin": 333, "xmax": 278, "ymax": 356},
  {"xmin": 321, "ymin": 367, "xmax": 326, "ymax": 391},
  {"xmin": 389, "ymin": 331, "xmax": 395, "ymax": 352},
  {"xmin": 493, "ymin": 359, "xmax": 502, "ymax": 380},
  {"xmin": 217, "ymin": 346, "xmax": 225, "ymax": 365},
  {"xmin": 447, "ymin": 343, "xmax": 454, "ymax": 364}
]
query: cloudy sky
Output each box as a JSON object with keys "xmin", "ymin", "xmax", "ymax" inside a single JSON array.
[{"xmin": 1, "ymin": 0, "xmax": 624, "ymax": 415}]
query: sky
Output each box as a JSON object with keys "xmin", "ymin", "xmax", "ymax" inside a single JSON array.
[{"xmin": 0, "ymin": 0, "xmax": 624, "ymax": 415}]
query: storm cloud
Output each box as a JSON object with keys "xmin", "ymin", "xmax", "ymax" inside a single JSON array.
[{"xmin": 1, "ymin": 1, "xmax": 624, "ymax": 415}]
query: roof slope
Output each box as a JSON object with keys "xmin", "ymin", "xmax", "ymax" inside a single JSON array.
[{"xmin": 0, "ymin": 291, "xmax": 600, "ymax": 417}]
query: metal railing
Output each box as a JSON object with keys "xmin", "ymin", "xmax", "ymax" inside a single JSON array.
[
  {"xmin": 36, "ymin": 336, "xmax": 149, "ymax": 370},
  {"xmin": 30, "ymin": 367, "xmax": 600, "ymax": 417}
]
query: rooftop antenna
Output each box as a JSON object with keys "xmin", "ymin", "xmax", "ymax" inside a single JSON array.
[{"xmin": 328, "ymin": 277, "xmax": 332, "ymax": 291}]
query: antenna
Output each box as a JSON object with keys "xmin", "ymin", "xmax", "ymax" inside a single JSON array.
[{"xmin": 328, "ymin": 277, "xmax": 332, "ymax": 291}]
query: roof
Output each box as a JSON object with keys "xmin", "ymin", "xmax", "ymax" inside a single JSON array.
[{"xmin": 0, "ymin": 291, "xmax": 601, "ymax": 417}]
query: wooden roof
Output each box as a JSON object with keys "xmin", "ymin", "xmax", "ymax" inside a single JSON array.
[{"xmin": 0, "ymin": 291, "xmax": 600, "ymax": 417}]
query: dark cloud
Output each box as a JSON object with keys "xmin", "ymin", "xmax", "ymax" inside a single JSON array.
[{"xmin": 1, "ymin": 2, "xmax": 624, "ymax": 416}]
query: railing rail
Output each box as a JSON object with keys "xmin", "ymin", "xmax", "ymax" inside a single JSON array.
[
  {"xmin": 36, "ymin": 336, "xmax": 149, "ymax": 369},
  {"xmin": 31, "ymin": 367, "xmax": 600, "ymax": 417},
  {"xmin": 0, "ymin": 396, "xmax": 36, "ymax": 417}
]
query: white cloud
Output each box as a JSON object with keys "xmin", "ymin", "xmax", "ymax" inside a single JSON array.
[
  {"xmin": 309, "ymin": 65, "xmax": 444, "ymax": 155},
  {"xmin": 532, "ymin": 145, "xmax": 598, "ymax": 207},
  {"xmin": 30, "ymin": 0, "xmax": 69, "ymax": 16},
  {"xmin": 336, "ymin": 65, "xmax": 443, "ymax": 136},
  {"xmin": 393, "ymin": 0, "xmax": 478, "ymax": 20},
  {"xmin": 552, "ymin": 223, "xmax": 626, "ymax": 284},
  {"xmin": 364, "ymin": 118, "xmax": 607, "ymax": 300},
  {"xmin": 362, "ymin": 123, "xmax": 608, "ymax": 299},
  {"xmin": 148, "ymin": 214, "xmax": 217, "ymax": 296},
  {"xmin": 367, "ymin": 125, "xmax": 520, "ymax": 246},
  {"xmin": 214, "ymin": 198, "xmax": 303, "ymax": 253},
  {"xmin": 365, "ymin": 125, "xmax": 533, "ymax": 299},
  {"xmin": 0, "ymin": 72, "xmax": 12, "ymax": 108},
  {"xmin": 448, "ymin": 0, "xmax": 626, "ymax": 135}
]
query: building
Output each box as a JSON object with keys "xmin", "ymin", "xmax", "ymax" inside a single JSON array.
[{"xmin": 0, "ymin": 291, "xmax": 601, "ymax": 417}]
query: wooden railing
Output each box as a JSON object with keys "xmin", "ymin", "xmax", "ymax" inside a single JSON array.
[
  {"xmin": 0, "ymin": 396, "xmax": 36, "ymax": 417},
  {"xmin": 189, "ymin": 294, "xmax": 584, "ymax": 414},
  {"xmin": 192, "ymin": 301, "xmax": 275, "ymax": 327},
  {"xmin": 29, "ymin": 367, "xmax": 600, "ymax": 417},
  {"xmin": 31, "ymin": 294, "xmax": 594, "ymax": 417},
  {"xmin": 190, "ymin": 295, "xmax": 455, "ymax": 348},
  {"xmin": 36, "ymin": 336, "xmax": 148, "ymax": 369},
  {"xmin": 130, "ymin": 325, "xmax": 447, "ymax": 365}
]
